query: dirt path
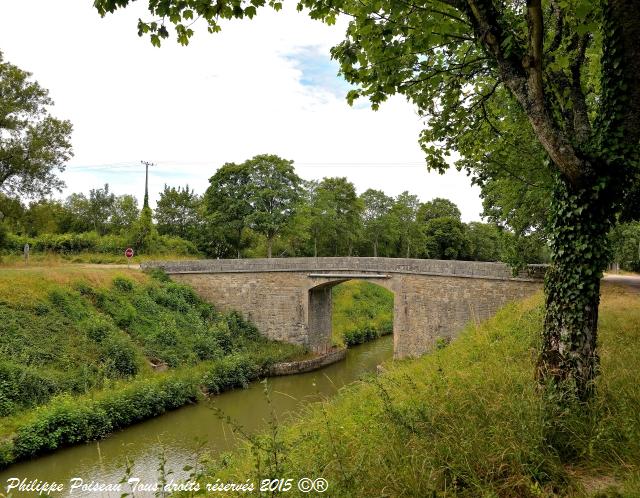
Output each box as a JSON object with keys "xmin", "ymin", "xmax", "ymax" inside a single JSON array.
[{"xmin": 602, "ymin": 273, "xmax": 640, "ymax": 292}]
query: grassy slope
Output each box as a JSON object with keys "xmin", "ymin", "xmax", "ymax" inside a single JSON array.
[
  {"xmin": 332, "ymin": 280, "xmax": 394, "ymax": 346},
  {"xmin": 0, "ymin": 265, "xmax": 302, "ymax": 466},
  {"xmin": 0, "ymin": 252, "xmax": 201, "ymax": 266},
  {"xmin": 206, "ymin": 285, "xmax": 640, "ymax": 497}
]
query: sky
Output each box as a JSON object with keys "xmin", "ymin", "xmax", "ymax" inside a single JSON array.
[{"xmin": 0, "ymin": 0, "xmax": 484, "ymax": 221}]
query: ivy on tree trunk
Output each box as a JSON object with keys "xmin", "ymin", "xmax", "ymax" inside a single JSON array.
[{"xmin": 537, "ymin": 175, "xmax": 616, "ymax": 400}]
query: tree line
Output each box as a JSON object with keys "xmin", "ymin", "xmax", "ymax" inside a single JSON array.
[
  {"xmin": 0, "ymin": 153, "xmax": 544, "ymax": 262},
  {"xmin": 3, "ymin": 153, "xmax": 639, "ymax": 270}
]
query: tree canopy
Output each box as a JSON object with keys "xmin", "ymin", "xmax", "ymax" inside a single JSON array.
[{"xmin": 0, "ymin": 51, "xmax": 72, "ymax": 199}]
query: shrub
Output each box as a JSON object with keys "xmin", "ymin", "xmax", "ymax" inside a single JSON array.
[
  {"xmin": 201, "ymin": 354, "xmax": 259, "ymax": 394},
  {"xmin": 112, "ymin": 276, "xmax": 135, "ymax": 292},
  {"xmin": 158, "ymin": 235, "xmax": 199, "ymax": 255},
  {"xmin": 48, "ymin": 289, "xmax": 89, "ymax": 321},
  {"xmin": 11, "ymin": 374, "xmax": 200, "ymax": 460},
  {"xmin": 147, "ymin": 268, "xmax": 171, "ymax": 282},
  {"xmin": 0, "ymin": 362, "xmax": 59, "ymax": 416},
  {"xmin": 82, "ymin": 317, "xmax": 114, "ymax": 343},
  {"xmin": 0, "ymin": 223, "xmax": 7, "ymax": 250},
  {"xmin": 100, "ymin": 336, "xmax": 140, "ymax": 378}
]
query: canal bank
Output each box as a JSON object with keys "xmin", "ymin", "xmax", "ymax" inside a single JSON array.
[{"xmin": 0, "ymin": 335, "xmax": 393, "ymax": 495}]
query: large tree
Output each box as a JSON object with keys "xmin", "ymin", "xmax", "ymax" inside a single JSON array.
[
  {"xmin": 0, "ymin": 51, "xmax": 72, "ymax": 198},
  {"xmin": 96, "ymin": 0, "xmax": 640, "ymax": 400},
  {"xmin": 389, "ymin": 191, "xmax": 423, "ymax": 258},
  {"xmin": 360, "ymin": 188, "xmax": 394, "ymax": 257},
  {"xmin": 204, "ymin": 162, "xmax": 253, "ymax": 258},
  {"xmin": 316, "ymin": 177, "xmax": 363, "ymax": 256},
  {"xmin": 155, "ymin": 184, "xmax": 201, "ymax": 240},
  {"xmin": 244, "ymin": 154, "xmax": 302, "ymax": 258}
]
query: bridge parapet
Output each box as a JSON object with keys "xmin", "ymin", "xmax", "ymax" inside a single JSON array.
[{"xmin": 143, "ymin": 257, "xmax": 546, "ymax": 281}]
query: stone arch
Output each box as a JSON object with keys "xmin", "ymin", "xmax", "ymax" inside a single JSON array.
[{"xmin": 306, "ymin": 277, "xmax": 397, "ymax": 353}]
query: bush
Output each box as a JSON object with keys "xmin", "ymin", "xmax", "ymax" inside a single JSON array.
[
  {"xmin": 0, "ymin": 362, "xmax": 59, "ymax": 416},
  {"xmin": 48, "ymin": 289, "xmax": 89, "ymax": 321},
  {"xmin": 0, "ymin": 223, "xmax": 8, "ymax": 250},
  {"xmin": 201, "ymin": 354, "xmax": 259, "ymax": 394},
  {"xmin": 343, "ymin": 325, "xmax": 379, "ymax": 346},
  {"xmin": 158, "ymin": 235, "xmax": 199, "ymax": 255},
  {"xmin": 112, "ymin": 276, "xmax": 134, "ymax": 292},
  {"xmin": 12, "ymin": 374, "xmax": 200, "ymax": 459},
  {"xmin": 81, "ymin": 316, "xmax": 114, "ymax": 343},
  {"xmin": 100, "ymin": 336, "xmax": 141, "ymax": 378}
]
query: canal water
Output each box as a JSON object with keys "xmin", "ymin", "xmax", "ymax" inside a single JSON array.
[{"xmin": 0, "ymin": 335, "xmax": 393, "ymax": 496}]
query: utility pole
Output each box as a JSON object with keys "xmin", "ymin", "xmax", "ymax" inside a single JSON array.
[{"xmin": 141, "ymin": 160, "xmax": 155, "ymax": 209}]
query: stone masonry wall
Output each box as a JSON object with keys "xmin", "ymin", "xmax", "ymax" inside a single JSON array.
[{"xmin": 144, "ymin": 258, "xmax": 544, "ymax": 358}]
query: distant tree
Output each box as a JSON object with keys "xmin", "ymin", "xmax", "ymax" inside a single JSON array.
[
  {"xmin": 0, "ymin": 51, "xmax": 72, "ymax": 198},
  {"xmin": 130, "ymin": 206, "xmax": 159, "ymax": 253},
  {"xmin": 62, "ymin": 193, "xmax": 92, "ymax": 233},
  {"xmin": 360, "ymin": 189, "xmax": 394, "ymax": 257},
  {"xmin": 423, "ymin": 217, "xmax": 468, "ymax": 260},
  {"xmin": 465, "ymin": 222, "xmax": 503, "ymax": 262},
  {"xmin": 0, "ymin": 194, "xmax": 25, "ymax": 233},
  {"xmin": 87, "ymin": 184, "xmax": 116, "ymax": 235},
  {"xmin": 110, "ymin": 195, "xmax": 139, "ymax": 233},
  {"xmin": 609, "ymin": 222, "xmax": 640, "ymax": 272},
  {"xmin": 244, "ymin": 154, "xmax": 302, "ymax": 258},
  {"xmin": 389, "ymin": 192, "xmax": 422, "ymax": 258},
  {"xmin": 418, "ymin": 198, "xmax": 462, "ymax": 224},
  {"xmin": 155, "ymin": 185, "xmax": 201, "ymax": 240},
  {"xmin": 23, "ymin": 200, "xmax": 67, "ymax": 236},
  {"xmin": 314, "ymin": 178, "xmax": 362, "ymax": 256},
  {"xmin": 204, "ymin": 162, "xmax": 252, "ymax": 258}
]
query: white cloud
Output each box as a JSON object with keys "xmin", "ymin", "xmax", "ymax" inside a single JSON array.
[{"xmin": 0, "ymin": 0, "xmax": 484, "ymax": 221}]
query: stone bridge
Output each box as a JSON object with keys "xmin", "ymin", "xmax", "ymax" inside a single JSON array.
[{"xmin": 143, "ymin": 258, "xmax": 545, "ymax": 358}]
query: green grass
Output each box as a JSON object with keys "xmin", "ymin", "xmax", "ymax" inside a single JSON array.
[
  {"xmin": 0, "ymin": 251, "xmax": 201, "ymax": 266},
  {"xmin": 199, "ymin": 285, "xmax": 640, "ymax": 497},
  {"xmin": 0, "ymin": 267, "xmax": 302, "ymax": 466},
  {"xmin": 332, "ymin": 280, "xmax": 393, "ymax": 346}
]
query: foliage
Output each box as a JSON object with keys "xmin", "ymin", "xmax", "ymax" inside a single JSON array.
[
  {"xmin": 418, "ymin": 197, "xmax": 462, "ymax": 223},
  {"xmin": 332, "ymin": 280, "xmax": 393, "ymax": 347},
  {"xmin": 129, "ymin": 206, "xmax": 160, "ymax": 253},
  {"xmin": 10, "ymin": 374, "xmax": 200, "ymax": 461},
  {"xmin": 0, "ymin": 51, "xmax": 72, "ymax": 198},
  {"xmin": 155, "ymin": 184, "xmax": 202, "ymax": 240},
  {"xmin": 244, "ymin": 154, "xmax": 303, "ymax": 258},
  {"xmin": 204, "ymin": 161, "xmax": 253, "ymax": 258},
  {"xmin": 1, "ymin": 230, "xmax": 198, "ymax": 257},
  {"xmin": 359, "ymin": 189, "xmax": 394, "ymax": 257},
  {"xmin": 94, "ymin": 0, "xmax": 640, "ymax": 401},
  {"xmin": 203, "ymin": 286, "xmax": 640, "ymax": 496},
  {"xmin": 423, "ymin": 216, "xmax": 468, "ymax": 260},
  {"xmin": 609, "ymin": 222, "xmax": 640, "ymax": 272}
]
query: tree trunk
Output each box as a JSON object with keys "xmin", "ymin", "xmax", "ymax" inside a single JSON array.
[
  {"xmin": 537, "ymin": 176, "xmax": 615, "ymax": 401},
  {"xmin": 314, "ymin": 237, "xmax": 317, "ymax": 258},
  {"xmin": 373, "ymin": 239, "xmax": 378, "ymax": 258},
  {"xmin": 267, "ymin": 237, "xmax": 272, "ymax": 258}
]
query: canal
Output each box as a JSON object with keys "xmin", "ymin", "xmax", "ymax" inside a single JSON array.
[{"xmin": 0, "ymin": 335, "xmax": 393, "ymax": 496}]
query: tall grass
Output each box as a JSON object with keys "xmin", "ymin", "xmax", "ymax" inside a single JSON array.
[
  {"xmin": 201, "ymin": 285, "xmax": 640, "ymax": 497},
  {"xmin": 0, "ymin": 269, "xmax": 303, "ymax": 466},
  {"xmin": 332, "ymin": 280, "xmax": 393, "ymax": 346}
]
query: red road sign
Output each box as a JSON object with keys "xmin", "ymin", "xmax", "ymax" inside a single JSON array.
[{"xmin": 125, "ymin": 247, "xmax": 134, "ymax": 258}]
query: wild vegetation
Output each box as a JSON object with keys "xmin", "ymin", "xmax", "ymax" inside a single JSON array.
[
  {"xmin": 0, "ymin": 268, "xmax": 302, "ymax": 467},
  {"xmin": 195, "ymin": 285, "xmax": 640, "ymax": 497},
  {"xmin": 332, "ymin": 281, "xmax": 393, "ymax": 346}
]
